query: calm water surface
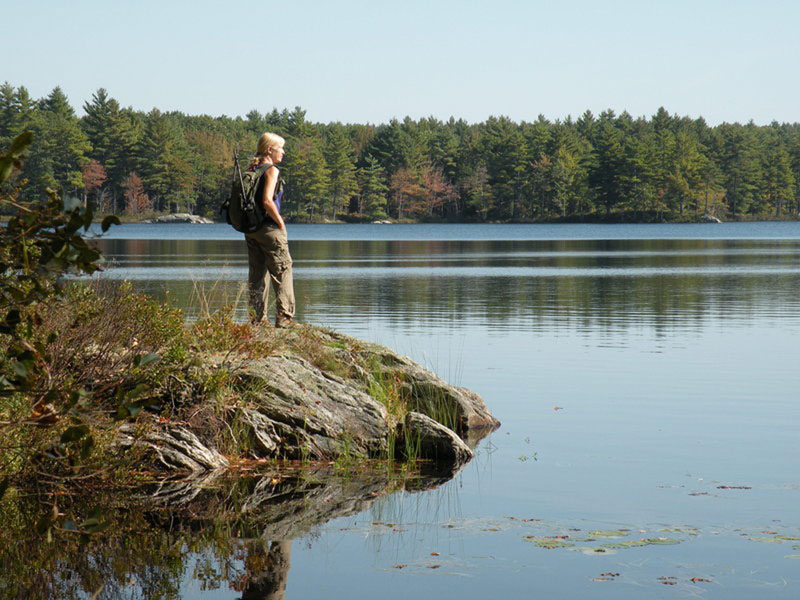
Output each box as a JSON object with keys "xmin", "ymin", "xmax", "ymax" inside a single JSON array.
[{"xmin": 93, "ymin": 223, "xmax": 800, "ymax": 599}]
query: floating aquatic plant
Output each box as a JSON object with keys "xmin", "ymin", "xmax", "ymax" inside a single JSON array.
[
  {"xmin": 602, "ymin": 537, "xmax": 681, "ymax": 549},
  {"xmin": 587, "ymin": 530, "xmax": 630, "ymax": 539},
  {"xmin": 523, "ymin": 536, "xmax": 574, "ymax": 549}
]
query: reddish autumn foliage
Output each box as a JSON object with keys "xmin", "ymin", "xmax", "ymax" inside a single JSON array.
[
  {"xmin": 82, "ymin": 159, "xmax": 107, "ymax": 192},
  {"xmin": 122, "ymin": 172, "xmax": 152, "ymax": 215},
  {"xmin": 394, "ymin": 164, "xmax": 458, "ymax": 219},
  {"xmin": 389, "ymin": 168, "xmax": 424, "ymax": 219}
]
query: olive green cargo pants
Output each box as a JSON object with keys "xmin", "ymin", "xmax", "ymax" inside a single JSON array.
[{"xmin": 245, "ymin": 226, "xmax": 295, "ymax": 324}]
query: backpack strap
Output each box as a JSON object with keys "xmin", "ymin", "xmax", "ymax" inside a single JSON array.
[
  {"xmin": 254, "ymin": 163, "xmax": 273, "ymax": 178},
  {"xmin": 252, "ymin": 164, "xmax": 273, "ymax": 193}
]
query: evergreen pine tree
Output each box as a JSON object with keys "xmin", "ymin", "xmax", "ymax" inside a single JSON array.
[
  {"xmin": 358, "ymin": 156, "xmax": 388, "ymax": 220},
  {"xmin": 760, "ymin": 141, "xmax": 795, "ymax": 216},
  {"xmin": 283, "ymin": 137, "xmax": 329, "ymax": 220},
  {"xmin": 136, "ymin": 110, "xmax": 194, "ymax": 212},
  {"xmin": 82, "ymin": 89, "xmax": 119, "ymax": 173},
  {"xmin": 21, "ymin": 87, "xmax": 90, "ymax": 201},
  {"xmin": 718, "ymin": 124, "xmax": 762, "ymax": 216},
  {"xmin": 0, "ymin": 83, "xmax": 34, "ymax": 143},
  {"xmin": 588, "ymin": 120, "xmax": 625, "ymax": 216},
  {"xmin": 324, "ymin": 126, "xmax": 358, "ymax": 220}
]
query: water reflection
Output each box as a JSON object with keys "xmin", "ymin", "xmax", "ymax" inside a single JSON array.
[
  {"xmin": 95, "ymin": 238, "xmax": 800, "ymax": 335},
  {"xmin": 242, "ymin": 541, "xmax": 291, "ymax": 600},
  {"xmin": 0, "ymin": 465, "xmax": 467, "ymax": 600}
]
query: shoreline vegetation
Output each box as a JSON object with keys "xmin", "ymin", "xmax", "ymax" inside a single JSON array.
[
  {"xmin": 2, "ymin": 277, "xmax": 498, "ymax": 480},
  {"xmin": 5, "ymin": 211, "xmax": 799, "ymax": 225},
  {"xmin": 2, "ymin": 84, "xmax": 800, "ymax": 226}
]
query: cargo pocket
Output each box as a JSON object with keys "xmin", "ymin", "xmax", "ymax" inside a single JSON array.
[{"xmin": 268, "ymin": 232, "xmax": 292, "ymax": 273}]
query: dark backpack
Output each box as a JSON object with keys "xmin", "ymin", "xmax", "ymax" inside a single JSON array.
[{"xmin": 221, "ymin": 151, "xmax": 273, "ymax": 233}]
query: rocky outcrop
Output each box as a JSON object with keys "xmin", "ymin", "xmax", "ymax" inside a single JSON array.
[
  {"xmin": 399, "ymin": 412, "xmax": 473, "ymax": 464},
  {"xmin": 117, "ymin": 424, "xmax": 229, "ymax": 472},
  {"xmin": 701, "ymin": 213, "xmax": 722, "ymax": 223},
  {"xmin": 233, "ymin": 354, "xmax": 390, "ymax": 460},
  {"xmin": 118, "ymin": 327, "xmax": 500, "ymax": 474},
  {"xmin": 142, "ymin": 213, "xmax": 214, "ymax": 224}
]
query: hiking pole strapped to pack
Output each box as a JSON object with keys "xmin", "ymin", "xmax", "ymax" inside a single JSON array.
[{"xmin": 233, "ymin": 147, "xmax": 249, "ymax": 210}]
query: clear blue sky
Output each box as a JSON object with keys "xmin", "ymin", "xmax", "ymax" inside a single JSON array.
[{"xmin": 3, "ymin": 0, "xmax": 799, "ymax": 125}]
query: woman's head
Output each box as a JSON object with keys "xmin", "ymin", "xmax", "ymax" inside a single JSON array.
[{"xmin": 254, "ymin": 132, "xmax": 286, "ymax": 166}]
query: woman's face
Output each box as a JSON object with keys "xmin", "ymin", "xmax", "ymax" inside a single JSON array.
[{"xmin": 268, "ymin": 144, "xmax": 285, "ymax": 164}]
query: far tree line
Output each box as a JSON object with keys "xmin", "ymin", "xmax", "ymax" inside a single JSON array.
[{"xmin": 1, "ymin": 83, "xmax": 799, "ymax": 222}]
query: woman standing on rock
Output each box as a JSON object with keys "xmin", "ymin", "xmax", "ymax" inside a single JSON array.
[{"xmin": 246, "ymin": 132, "xmax": 296, "ymax": 328}]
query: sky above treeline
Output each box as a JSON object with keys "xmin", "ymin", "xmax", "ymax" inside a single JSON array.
[{"xmin": 4, "ymin": 0, "xmax": 799, "ymax": 126}]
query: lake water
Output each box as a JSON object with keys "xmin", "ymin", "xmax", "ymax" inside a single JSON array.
[{"xmin": 92, "ymin": 223, "xmax": 800, "ymax": 599}]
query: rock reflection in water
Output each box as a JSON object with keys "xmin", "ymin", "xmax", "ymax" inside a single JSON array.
[{"xmin": 0, "ymin": 463, "xmax": 468, "ymax": 600}]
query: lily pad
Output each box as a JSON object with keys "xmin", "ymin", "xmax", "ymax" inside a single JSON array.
[
  {"xmin": 524, "ymin": 536, "xmax": 574, "ymax": 549},
  {"xmin": 658, "ymin": 527, "xmax": 699, "ymax": 535},
  {"xmin": 602, "ymin": 537, "xmax": 681, "ymax": 550},
  {"xmin": 588, "ymin": 530, "xmax": 630, "ymax": 539}
]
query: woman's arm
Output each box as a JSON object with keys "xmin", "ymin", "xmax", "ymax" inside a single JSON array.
[{"xmin": 261, "ymin": 166, "xmax": 285, "ymax": 229}]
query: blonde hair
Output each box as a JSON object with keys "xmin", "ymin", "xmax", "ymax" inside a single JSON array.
[{"xmin": 250, "ymin": 132, "xmax": 285, "ymax": 168}]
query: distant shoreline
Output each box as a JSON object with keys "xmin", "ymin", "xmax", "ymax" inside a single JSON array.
[{"xmin": 2, "ymin": 213, "xmax": 799, "ymax": 225}]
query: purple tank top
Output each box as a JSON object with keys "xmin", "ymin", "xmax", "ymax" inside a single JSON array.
[{"xmin": 251, "ymin": 164, "xmax": 283, "ymax": 221}]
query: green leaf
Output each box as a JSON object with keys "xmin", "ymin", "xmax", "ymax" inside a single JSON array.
[
  {"xmin": 133, "ymin": 352, "xmax": 161, "ymax": 368},
  {"xmin": 101, "ymin": 215, "xmax": 121, "ymax": 233},
  {"xmin": 83, "ymin": 205, "xmax": 94, "ymax": 231},
  {"xmin": 124, "ymin": 402, "xmax": 142, "ymax": 417},
  {"xmin": 9, "ymin": 131, "xmax": 33, "ymax": 157},
  {"xmin": 61, "ymin": 425, "xmax": 90, "ymax": 444},
  {"xmin": 10, "ymin": 360, "xmax": 29, "ymax": 379},
  {"xmin": 0, "ymin": 157, "xmax": 12, "ymax": 184}
]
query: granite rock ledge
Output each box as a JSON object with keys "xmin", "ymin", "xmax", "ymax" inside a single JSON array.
[{"xmin": 119, "ymin": 327, "xmax": 500, "ymax": 474}]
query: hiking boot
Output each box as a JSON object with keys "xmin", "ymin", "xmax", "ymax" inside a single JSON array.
[{"xmin": 275, "ymin": 314, "xmax": 298, "ymax": 329}]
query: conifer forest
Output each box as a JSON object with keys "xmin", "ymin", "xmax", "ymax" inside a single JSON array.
[{"xmin": 2, "ymin": 83, "xmax": 799, "ymax": 222}]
